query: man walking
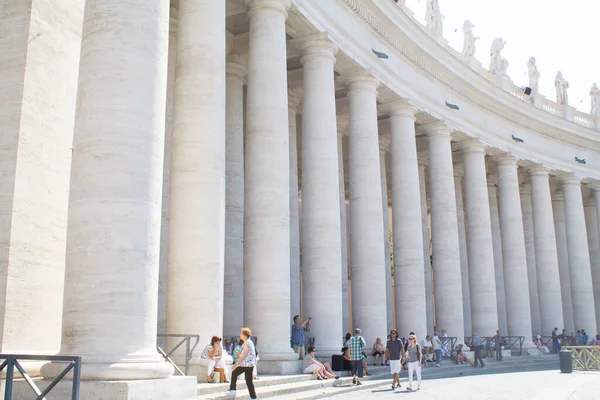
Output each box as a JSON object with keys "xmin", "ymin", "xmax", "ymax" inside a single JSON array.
[
  {"xmin": 385, "ymin": 329, "xmax": 403, "ymax": 390},
  {"xmin": 493, "ymin": 330, "xmax": 502, "ymax": 361},
  {"xmin": 349, "ymin": 328, "xmax": 366, "ymax": 386},
  {"xmin": 472, "ymin": 332, "xmax": 485, "ymax": 367},
  {"xmin": 291, "ymin": 315, "xmax": 310, "ymax": 359}
]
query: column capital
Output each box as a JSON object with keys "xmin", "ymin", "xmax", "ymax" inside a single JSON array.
[
  {"xmin": 379, "ymin": 134, "xmax": 391, "ymax": 153},
  {"xmin": 345, "ymin": 71, "xmax": 379, "ymax": 94},
  {"xmin": 457, "ymin": 138, "xmax": 486, "ymax": 155},
  {"xmin": 584, "ymin": 196, "xmax": 596, "ymax": 207},
  {"xmin": 528, "ymin": 165, "xmax": 550, "ymax": 178},
  {"xmin": 453, "ymin": 165, "xmax": 465, "ymax": 178},
  {"xmin": 587, "ymin": 182, "xmax": 600, "ymax": 193},
  {"xmin": 244, "ymin": 0, "xmax": 291, "ymax": 17},
  {"xmin": 381, "ymin": 100, "xmax": 418, "ymax": 119},
  {"xmin": 292, "ymin": 32, "xmax": 338, "ymax": 65},
  {"xmin": 227, "ymin": 54, "xmax": 248, "ymax": 83},
  {"xmin": 520, "ymin": 183, "xmax": 532, "ymax": 195},
  {"xmin": 288, "ymin": 88, "xmax": 303, "ymax": 114},
  {"xmin": 491, "ymin": 153, "xmax": 518, "ymax": 167},
  {"xmin": 558, "ymin": 173, "xmax": 582, "ymax": 186},
  {"xmin": 551, "ymin": 190, "xmax": 564, "ymax": 201},
  {"xmin": 421, "ymin": 121, "xmax": 453, "ymax": 138}
]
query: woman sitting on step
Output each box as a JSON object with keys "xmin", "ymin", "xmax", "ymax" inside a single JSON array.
[
  {"xmin": 303, "ymin": 346, "xmax": 340, "ymax": 381},
  {"xmin": 199, "ymin": 335, "xmax": 231, "ymax": 383}
]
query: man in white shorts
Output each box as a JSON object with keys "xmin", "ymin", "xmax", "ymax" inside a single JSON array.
[{"xmin": 385, "ymin": 329, "xmax": 403, "ymax": 390}]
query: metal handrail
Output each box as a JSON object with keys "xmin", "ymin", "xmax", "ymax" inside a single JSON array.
[
  {"xmin": 561, "ymin": 346, "xmax": 600, "ymax": 370},
  {"xmin": 0, "ymin": 354, "xmax": 81, "ymax": 400},
  {"xmin": 439, "ymin": 337, "xmax": 457, "ymax": 359},
  {"xmin": 157, "ymin": 334, "xmax": 200, "ymax": 376},
  {"xmin": 464, "ymin": 336, "xmax": 524, "ymax": 356}
]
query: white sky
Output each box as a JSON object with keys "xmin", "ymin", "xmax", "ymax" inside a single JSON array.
[{"xmin": 404, "ymin": 0, "xmax": 600, "ymax": 112}]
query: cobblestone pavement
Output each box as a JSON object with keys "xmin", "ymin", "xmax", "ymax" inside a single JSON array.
[{"xmin": 329, "ymin": 370, "xmax": 600, "ymax": 400}]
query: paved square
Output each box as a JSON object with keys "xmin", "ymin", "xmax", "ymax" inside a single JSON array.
[{"xmin": 329, "ymin": 370, "xmax": 600, "ymax": 400}]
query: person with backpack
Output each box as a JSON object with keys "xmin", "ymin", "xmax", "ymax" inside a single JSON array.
[{"xmin": 403, "ymin": 334, "xmax": 423, "ymax": 391}]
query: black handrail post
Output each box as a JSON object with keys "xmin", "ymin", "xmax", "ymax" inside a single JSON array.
[
  {"xmin": 185, "ymin": 337, "xmax": 191, "ymax": 376},
  {"xmin": 5, "ymin": 357, "xmax": 14, "ymax": 400},
  {"xmin": 72, "ymin": 357, "xmax": 81, "ymax": 400}
]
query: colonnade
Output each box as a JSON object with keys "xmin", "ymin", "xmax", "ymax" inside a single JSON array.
[{"xmin": 1, "ymin": 0, "xmax": 600, "ymax": 397}]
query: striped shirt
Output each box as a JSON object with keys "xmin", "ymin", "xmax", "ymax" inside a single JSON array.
[{"xmin": 200, "ymin": 343, "xmax": 223, "ymax": 359}]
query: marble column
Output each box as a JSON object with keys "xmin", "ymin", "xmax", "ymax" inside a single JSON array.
[
  {"xmin": 419, "ymin": 160, "xmax": 435, "ymax": 336},
  {"xmin": 337, "ymin": 117, "xmax": 350, "ymax": 334},
  {"xmin": 0, "ymin": 0, "xmax": 82, "ymax": 367},
  {"xmin": 454, "ymin": 166, "xmax": 472, "ymax": 336},
  {"xmin": 562, "ymin": 175, "xmax": 597, "ymax": 336},
  {"xmin": 167, "ymin": 0, "xmax": 227, "ymax": 373},
  {"xmin": 552, "ymin": 191, "xmax": 576, "ymax": 333},
  {"xmin": 584, "ymin": 194, "xmax": 600, "ymax": 333},
  {"xmin": 298, "ymin": 34, "xmax": 343, "ymax": 356},
  {"xmin": 494, "ymin": 155, "xmax": 534, "ymax": 348},
  {"xmin": 243, "ymin": 0, "xmax": 297, "ymax": 371},
  {"xmin": 461, "ymin": 141, "xmax": 498, "ymax": 336},
  {"xmin": 158, "ymin": 7, "xmax": 178, "ymax": 346},
  {"xmin": 380, "ymin": 135, "xmax": 394, "ymax": 332},
  {"xmin": 488, "ymin": 176, "xmax": 509, "ymax": 336},
  {"xmin": 347, "ymin": 73, "xmax": 387, "ymax": 346},
  {"xmin": 388, "ymin": 102, "xmax": 427, "ymax": 339},
  {"xmin": 425, "ymin": 123, "xmax": 464, "ymax": 342},
  {"xmin": 223, "ymin": 55, "xmax": 247, "ymax": 336},
  {"xmin": 289, "ymin": 89, "xmax": 302, "ymax": 320},
  {"xmin": 529, "ymin": 167, "xmax": 564, "ymax": 335},
  {"xmin": 520, "ymin": 183, "xmax": 542, "ymax": 337},
  {"xmin": 42, "ymin": 0, "xmax": 186, "ymax": 391}
]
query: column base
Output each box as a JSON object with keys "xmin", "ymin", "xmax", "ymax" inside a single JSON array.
[
  {"xmin": 12, "ymin": 376, "xmax": 197, "ymax": 400},
  {"xmin": 257, "ymin": 360, "xmax": 302, "ymax": 375}
]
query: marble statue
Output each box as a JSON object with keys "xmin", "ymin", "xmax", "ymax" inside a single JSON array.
[
  {"xmin": 591, "ymin": 83, "xmax": 600, "ymax": 116},
  {"xmin": 527, "ymin": 57, "xmax": 540, "ymax": 96},
  {"xmin": 554, "ymin": 71, "xmax": 569, "ymax": 106},
  {"xmin": 426, "ymin": 0, "xmax": 443, "ymax": 37},
  {"xmin": 489, "ymin": 38, "xmax": 509, "ymax": 75},
  {"xmin": 462, "ymin": 20, "xmax": 479, "ymax": 59}
]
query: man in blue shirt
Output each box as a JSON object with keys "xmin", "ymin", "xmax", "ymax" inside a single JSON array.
[
  {"xmin": 472, "ymin": 332, "xmax": 485, "ymax": 368},
  {"xmin": 291, "ymin": 315, "xmax": 310, "ymax": 359}
]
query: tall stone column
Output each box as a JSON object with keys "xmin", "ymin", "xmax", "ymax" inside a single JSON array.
[
  {"xmin": 425, "ymin": 123, "xmax": 464, "ymax": 342},
  {"xmin": 488, "ymin": 176, "xmax": 509, "ymax": 335},
  {"xmin": 289, "ymin": 89, "xmax": 302, "ymax": 320},
  {"xmin": 387, "ymin": 102, "xmax": 427, "ymax": 339},
  {"xmin": 418, "ymin": 160, "xmax": 435, "ymax": 336},
  {"xmin": 167, "ymin": 0, "xmax": 227, "ymax": 374},
  {"xmin": 494, "ymin": 155, "xmax": 534, "ymax": 348},
  {"xmin": 223, "ymin": 55, "xmax": 247, "ymax": 336},
  {"xmin": 243, "ymin": 0, "xmax": 298, "ymax": 372},
  {"xmin": 520, "ymin": 183, "xmax": 541, "ymax": 336},
  {"xmin": 584, "ymin": 195, "xmax": 600, "ymax": 333},
  {"xmin": 42, "ymin": 1, "xmax": 196, "ymax": 397},
  {"xmin": 460, "ymin": 141, "xmax": 498, "ymax": 336},
  {"xmin": 337, "ymin": 116, "xmax": 350, "ymax": 334},
  {"xmin": 158, "ymin": 6, "xmax": 178, "ymax": 345},
  {"xmin": 552, "ymin": 191, "xmax": 576, "ymax": 332},
  {"xmin": 561, "ymin": 175, "xmax": 597, "ymax": 336},
  {"xmin": 380, "ymin": 135, "xmax": 394, "ymax": 331},
  {"xmin": 347, "ymin": 73, "xmax": 387, "ymax": 346},
  {"xmin": 0, "ymin": 0, "xmax": 82, "ymax": 371},
  {"xmin": 529, "ymin": 167, "xmax": 564, "ymax": 335},
  {"xmin": 454, "ymin": 166, "xmax": 472, "ymax": 336},
  {"xmin": 298, "ymin": 34, "xmax": 343, "ymax": 356}
]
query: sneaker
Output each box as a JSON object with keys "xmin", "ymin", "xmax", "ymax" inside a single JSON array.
[
  {"xmin": 356, "ymin": 381, "xmax": 362, "ymax": 386},
  {"xmin": 407, "ymin": 387, "xmax": 413, "ymax": 391},
  {"xmin": 229, "ymin": 390, "xmax": 237, "ymax": 396},
  {"xmin": 352, "ymin": 377, "xmax": 357, "ymax": 385},
  {"xmin": 436, "ymin": 364, "xmax": 440, "ymax": 367}
]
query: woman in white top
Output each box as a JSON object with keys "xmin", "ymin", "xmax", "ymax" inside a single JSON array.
[
  {"xmin": 229, "ymin": 327, "xmax": 258, "ymax": 399},
  {"xmin": 199, "ymin": 335, "xmax": 230, "ymax": 383}
]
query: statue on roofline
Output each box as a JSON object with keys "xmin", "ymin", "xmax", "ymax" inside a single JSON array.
[
  {"xmin": 426, "ymin": 0, "xmax": 443, "ymax": 37},
  {"xmin": 489, "ymin": 38, "xmax": 509, "ymax": 75},
  {"xmin": 554, "ymin": 71, "xmax": 569, "ymax": 106},
  {"xmin": 462, "ymin": 20, "xmax": 479, "ymax": 59}
]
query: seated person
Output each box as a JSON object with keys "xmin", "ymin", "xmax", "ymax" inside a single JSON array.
[
  {"xmin": 199, "ymin": 335, "xmax": 231, "ymax": 383},
  {"xmin": 535, "ymin": 335, "xmax": 550, "ymax": 354},
  {"xmin": 342, "ymin": 346, "xmax": 370, "ymax": 376},
  {"xmin": 223, "ymin": 338, "xmax": 234, "ymax": 356},
  {"xmin": 454, "ymin": 344, "xmax": 471, "ymax": 365},
  {"xmin": 303, "ymin": 346, "xmax": 340, "ymax": 381},
  {"xmin": 372, "ymin": 337, "xmax": 385, "ymax": 366},
  {"xmin": 420, "ymin": 335, "xmax": 433, "ymax": 362}
]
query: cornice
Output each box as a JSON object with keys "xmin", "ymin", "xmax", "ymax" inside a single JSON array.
[{"xmin": 327, "ymin": 0, "xmax": 600, "ymax": 155}]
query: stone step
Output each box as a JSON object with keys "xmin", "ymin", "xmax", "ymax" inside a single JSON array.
[{"xmin": 197, "ymin": 357, "xmax": 558, "ymax": 399}]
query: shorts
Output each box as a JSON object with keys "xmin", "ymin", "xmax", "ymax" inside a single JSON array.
[
  {"xmin": 389, "ymin": 360, "xmax": 401, "ymax": 374},
  {"xmin": 303, "ymin": 364, "xmax": 319, "ymax": 374},
  {"xmin": 351, "ymin": 359, "xmax": 364, "ymax": 378}
]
